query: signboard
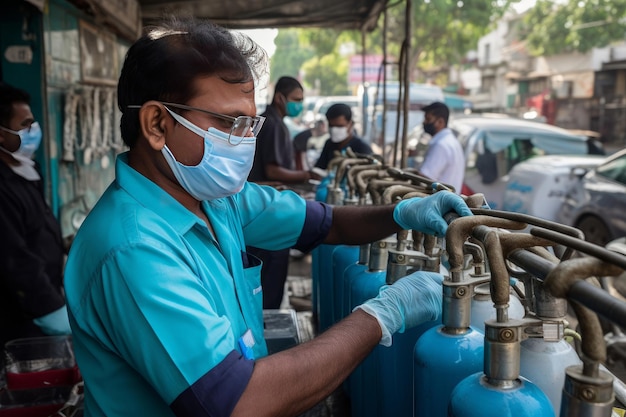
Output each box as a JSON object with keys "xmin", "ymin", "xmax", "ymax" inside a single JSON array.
[{"xmin": 348, "ymin": 54, "xmax": 384, "ymax": 85}]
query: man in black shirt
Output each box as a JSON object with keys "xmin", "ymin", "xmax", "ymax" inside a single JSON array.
[
  {"xmin": 0, "ymin": 82, "xmax": 70, "ymax": 347},
  {"xmin": 315, "ymin": 103, "xmax": 373, "ymax": 170}
]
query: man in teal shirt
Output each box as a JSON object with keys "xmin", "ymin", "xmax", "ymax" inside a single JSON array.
[{"xmin": 64, "ymin": 17, "xmax": 472, "ymax": 417}]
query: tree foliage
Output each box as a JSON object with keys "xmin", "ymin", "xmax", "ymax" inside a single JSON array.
[
  {"xmin": 270, "ymin": 0, "xmax": 515, "ymax": 91},
  {"xmin": 384, "ymin": 0, "xmax": 513, "ymax": 80},
  {"xmin": 269, "ymin": 29, "xmax": 315, "ymax": 84},
  {"xmin": 522, "ymin": 0, "xmax": 626, "ymax": 56}
]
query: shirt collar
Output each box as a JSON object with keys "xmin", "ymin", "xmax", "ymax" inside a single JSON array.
[
  {"xmin": 115, "ymin": 152, "xmax": 205, "ymax": 234},
  {"xmin": 430, "ymin": 127, "xmax": 452, "ymax": 144}
]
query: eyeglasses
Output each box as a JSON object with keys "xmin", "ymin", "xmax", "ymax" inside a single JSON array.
[{"xmin": 128, "ymin": 102, "xmax": 265, "ymax": 145}]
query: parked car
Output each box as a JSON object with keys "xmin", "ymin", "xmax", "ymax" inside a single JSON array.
[
  {"xmin": 556, "ymin": 148, "xmax": 626, "ymax": 246},
  {"xmin": 410, "ymin": 114, "xmax": 600, "ymax": 209},
  {"xmin": 502, "ymin": 154, "xmax": 606, "ymax": 221}
]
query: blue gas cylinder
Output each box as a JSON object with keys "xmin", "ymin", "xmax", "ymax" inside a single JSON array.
[
  {"xmin": 448, "ymin": 372, "xmax": 555, "ymax": 417},
  {"xmin": 314, "ymin": 174, "xmax": 333, "ymax": 202},
  {"xmin": 413, "ymin": 325, "xmax": 484, "ymax": 417},
  {"xmin": 348, "ymin": 267, "xmax": 387, "ymax": 417},
  {"xmin": 315, "ymin": 243, "xmax": 339, "ymax": 332},
  {"xmin": 332, "ymin": 245, "xmax": 360, "ymax": 324},
  {"xmin": 378, "ymin": 317, "xmax": 440, "ymax": 417}
]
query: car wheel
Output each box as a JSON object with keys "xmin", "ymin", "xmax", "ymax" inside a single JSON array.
[{"xmin": 576, "ymin": 215, "xmax": 613, "ymax": 246}]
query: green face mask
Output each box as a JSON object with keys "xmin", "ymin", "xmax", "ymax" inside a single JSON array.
[{"xmin": 286, "ymin": 101, "xmax": 303, "ymax": 117}]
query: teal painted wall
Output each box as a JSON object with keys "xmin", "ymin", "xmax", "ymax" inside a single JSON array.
[
  {"xmin": 42, "ymin": 0, "xmax": 130, "ymax": 239},
  {"xmin": 1, "ymin": 0, "xmax": 131, "ymax": 239},
  {"xmin": 0, "ymin": 0, "xmax": 48, "ymax": 199}
]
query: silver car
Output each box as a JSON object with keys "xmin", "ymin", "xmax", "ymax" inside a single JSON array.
[{"xmin": 557, "ymin": 148, "xmax": 626, "ymax": 246}]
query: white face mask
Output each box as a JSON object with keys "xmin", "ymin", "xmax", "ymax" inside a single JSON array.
[
  {"xmin": 329, "ymin": 126, "xmax": 350, "ymax": 143},
  {"xmin": 162, "ymin": 108, "xmax": 256, "ymax": 200}
]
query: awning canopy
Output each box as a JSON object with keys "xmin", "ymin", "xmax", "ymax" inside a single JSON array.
[{"xmin": 138, "ymin": 0, "xmax": 387, "ymax": 32}]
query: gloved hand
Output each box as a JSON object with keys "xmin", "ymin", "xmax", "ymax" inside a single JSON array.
[
  {"xmin": 355, "ymin": 271, "xmax": 444, "ymax": 346},
  {"xmin": 393, "ymin": 191, "xmax": 472, "ymax": 237},
  {"xmin": 33, "ymin": 305, "xmax": 72, "ymax": 335}
]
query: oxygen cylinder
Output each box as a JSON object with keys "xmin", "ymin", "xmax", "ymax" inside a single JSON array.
[
  {"xmin": 331, "ymin": 244, "xmax": 360, "ymax": 323},
  {"xmin": 377, "ymin": 232, "xmax": 442, "ymax": 417},
  {"xmin": 413, "ymin": 266, "xmax": 486, "ymax": 417},
  {"xmin": 470, "ymin": 282, "xmax": 525, "ymax": 333},
  {"xmin": 518, "ymin": 278, "xmax": 581, "ymax": 415},
  {"xmin": 448, "ymin": 372, "xmax": 554, "ymax": 417},
  {"xmin": 314, "ymin": 179, "xmax": 344, "ymax": 332},
  {"xmin": 345, "ymin": 238, "xmax": 391, "ymax": 417},
  {"xmin": 519, "ymin": 338, "xmax": 580, "ymax": 414}
]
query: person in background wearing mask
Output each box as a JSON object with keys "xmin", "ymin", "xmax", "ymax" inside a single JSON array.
[
  {"xmin": 0, "ymin": 82, "xmax": 71, "ymax": 347},
  {"xmin": 314, "ymin": 103, "xmax": 373, "ymax": 170},
  {"xmin": 64, "ymin": 18, "xmax": 472, "ymax": 417},
  {"xmin": 248, "ymin": 75, "xmax": 322, "ymax": 309},
  {"xmin": 418, "ymin": 101, "xmax": 465, "ymax": 193}
]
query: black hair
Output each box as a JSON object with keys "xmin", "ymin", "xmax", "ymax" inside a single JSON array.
[
  {"xmin": 0, "ymin": 82, "xmax": 30, "ymax": 127},
  {"xmin": 272, "ymin": 76, "xmax": 303, "ymax": 103},
  {"xmin": 118, "ymin": 16, "xmax": 268, "ymax": 147},
  {"xmin": 325, "ymin": 103, "xmax": 352, "ymax": 122},
  {"xmin": 422, "ymin": 101, "xmax": 450, "ymax": 126}
]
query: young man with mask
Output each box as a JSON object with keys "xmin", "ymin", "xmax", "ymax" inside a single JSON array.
[
  {"xmin": 0, "ymin": 82, "xmax": 71, "ymax": 347},
  {"xmin": 64, "ymin": 18, "xmax": 473, "ymax": 417},
  {"xmin": 248, "ymin": 75, "xmax": 322, "ymax": 309},
  {"xmin": 315, "ymin": 103, "xmax": 373, "ymax": 170},
  {"xmin": 418, "ymin": 101, "xmax": 465, "ymax": 193}
]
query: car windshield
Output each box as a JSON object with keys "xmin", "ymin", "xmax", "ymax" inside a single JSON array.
[{"xmin": 596, "ymin": 152, "xmax": 626, "ymax": 185}]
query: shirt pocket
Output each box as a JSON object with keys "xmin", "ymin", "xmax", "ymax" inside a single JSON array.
[{"xmin": 240, "ymin": 251, "xmax": 265, "ymax": 355}]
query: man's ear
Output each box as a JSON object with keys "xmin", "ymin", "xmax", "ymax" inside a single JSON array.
[{"xmin": 138, "ymin": 101, "xmax": 170, "ymax": 151}]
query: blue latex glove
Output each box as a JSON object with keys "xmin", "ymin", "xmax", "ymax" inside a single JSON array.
[
  {"xmin": 355, "ymin": 271, "xmax": 443, "ymax": 346},
  {"xmin": 393, "ymin": 191, "xmax": 473, "ymax": 237},
  {"xmin": 33, "ymin": 305, "xmax": 72, "ymax": 335}
]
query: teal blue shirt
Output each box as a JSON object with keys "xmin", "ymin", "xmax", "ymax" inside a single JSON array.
[{"xmin": 64, "ymin": 153, "xmax": 326, "ymax": 417}]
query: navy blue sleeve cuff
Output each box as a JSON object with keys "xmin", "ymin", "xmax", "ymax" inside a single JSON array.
[
  {"xmin": 293, "ymin": 201, "xmax": 333, "ymax": 253},
  {"xmin": 170, "ymin": 351, "xmax": 254, "ymax": 417}
]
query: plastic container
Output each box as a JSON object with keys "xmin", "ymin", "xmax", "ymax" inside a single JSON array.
[{"xmin": 3, "ymin": 336, "xmax": 80, "ymax": 391}]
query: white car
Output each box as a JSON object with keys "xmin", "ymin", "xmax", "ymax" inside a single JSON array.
[{"xmin": 502, "ymin": 154, "xmax": 605, "ymax": 221}]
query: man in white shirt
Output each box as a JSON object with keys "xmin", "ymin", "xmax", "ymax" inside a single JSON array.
[{"xmin": 418, "ymin": 102, "xmax": 465, "ymax": 193}]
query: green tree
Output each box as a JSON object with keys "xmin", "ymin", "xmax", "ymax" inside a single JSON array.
[
  {"xmin": 522, "ymin": 0, "xmax": 626, "ymax": 56},
  {"xmin": 269, "ymin": 29, "xmax": 315, "ymax": 84},
  {"xmin": 384, "ymin": 0, "xmax": 514, "ymax": 81}
]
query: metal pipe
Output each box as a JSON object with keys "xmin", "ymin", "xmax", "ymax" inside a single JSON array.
[
  {"xmin": 471, "ymin": 208, "xmax": 584, "ymax": 260},
  {"xmin": 334, "ymin": 158, "xmax": 371, "ymax": 188},
  {"xmin": 530, "ymin": 228, "xmax": 626, "ymax": 270},
  {"xmin": 446, "ymin": 217, "xmax": 525, "ymax": 282},
  {"xmin": 347, "ymin": 163, "xmax": 383, "ymax": 200},
  {"xmin": 381, "ymin": 184, "xmax": 427, "ymax": 205},
  {"xmin": 367, "ymin": 179, "xmax": 411, "ymax": 205},
  {"xmin": 507, "ymin": 250, "xmax": 626, "ymax": 328},
  {"xmin": 355, "ymin": 169, "xmax": 385, "ymax": 201}
]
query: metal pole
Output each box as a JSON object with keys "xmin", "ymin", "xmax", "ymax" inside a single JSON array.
[{"xmin": 401, "ymin": 0, "xmax": 412, "ymax": 168}]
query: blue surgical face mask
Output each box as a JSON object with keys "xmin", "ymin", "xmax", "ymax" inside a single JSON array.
[
  {"xmin": 0, "ymin": 121, "xmax": 42, "ymax": 159},
  {"xmin": 162, "ymin": 108, "xmax": 256, "ymax": 201},
  {"xmin": 286, "ymin": 101, "xmax": 303, "ymax": 118}
]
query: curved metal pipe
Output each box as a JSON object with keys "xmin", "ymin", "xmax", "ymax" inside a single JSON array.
[
  {"xmin": 463, "ymin": 241, "xmax": 486, "ymax": 276},
  {"xmin": 472, "ymin": 208, "xmax": 584, "ymax": 260},
  {"xmin": 347, "ymin": 163, "xmax": 383, "ymax": 199},
  {"xmin": 446, "ymin": 216, "xmax": 526, "ymax": 282},
  {"xmin": 334, "ymin": 158, "xmax": 372, "ymax": 188},
  {"xmin": 530, "ymin": 228, "xmax": 626, "ymax": 270},
  {"xmin": 355, "ymin": 169, "xmax": 386, "ymax": 201},
  {"xmin": 381, "ymin": 184, "xmax": 426, "ymax": 205},
  {"xmin": 327, "ymin": 154, "xmax": 345, "ymax": 175},
  {"xmin": 367, "ymin": 179, "xmax": 412, "ymax": 205},
  {"xmin": 480, "ymin": 231, "xmax": 510, "ymax": 322},
  {"xmin": 544, "ymin": 257, "xmax": 623, "ymax": 373},
  {"xmin": 464, "ymin": 193, "xmax": 488, "ymax": 209}
]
